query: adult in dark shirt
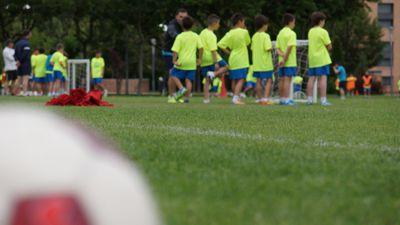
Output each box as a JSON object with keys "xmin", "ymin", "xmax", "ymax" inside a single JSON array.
[
  {"xmin": 14, "ymin": 30, "xmax": 32, "ymax": 96},
  {"xmin": 163, "ymin": 8, "xmax": 188, "ymax": 101}
]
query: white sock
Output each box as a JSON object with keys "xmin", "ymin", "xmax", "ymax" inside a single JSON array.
[
  {"xmin": 308, "ymin": 96, "xmax": 313, "ymax": 102},
  {"xmin": 321, "ymin": 97, "xmax": 327, "ymax": 103}
]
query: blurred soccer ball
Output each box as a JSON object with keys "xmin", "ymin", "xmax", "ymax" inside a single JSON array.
[{"xmin": 0, "ymin": 107, "xmax": 161, "ymax": 225}]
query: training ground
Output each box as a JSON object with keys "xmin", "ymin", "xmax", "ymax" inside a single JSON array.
[{"xmin": 1, "ymin": 96, "xmax": 399, "ymax": 225}]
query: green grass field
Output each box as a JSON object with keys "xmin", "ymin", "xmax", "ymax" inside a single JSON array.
[{"xmin": 1, "ymin": 96, "xmax": 400, "ymax": 225}]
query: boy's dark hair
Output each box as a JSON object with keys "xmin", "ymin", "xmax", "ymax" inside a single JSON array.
[
  {"xmin": 311, "ymin": 11, "xmax": 326, "ymax": 26},
  {"xmin": 6, "ymin": 39, "xmax": 13, "ymax": 46},
  {"xmin": 282, "ymin": 13, "xmax": 296, "ymax": 26},
  {"xmin": 176, "ymin": 8, "xmax": 188, "ymax": 15},
  {"xmin": 49, "ymin": 48, "xmax": 56, "ymax": 55},
  {"xmin": 207, "ymin": 14, "xmax": 220, "ymax": 26},
  {"xmin": 39, "ymin": 48, "xmax": 45, "ymax": 54},
  {"xmin": 95, "ymin": 50, "xmax": 102, "ymax": 54},
  {"xmin": 254, "ymin": 15, "xmax": 269, "ymax": 30},
  {"xmin": 56, "ymin": 43, "xmax": 64, "ymax": 50},
  {"xmin": 21, "ymin": 29, "xmax": 31, "ymax": 37},
  {"xmin": 182, "ymin": 16, "xmax": 194, "ymax": 30},
  {"xmin": 231, "ymin": 13, "xmax": 245, "ymax": 26}
]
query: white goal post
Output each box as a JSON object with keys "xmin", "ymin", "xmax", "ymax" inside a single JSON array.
[
  {"xmin": 67, "ymin": 59, "xmax": 91, "ymax": 93},
  {"xmin": 271, "ymin": 40, "xmax": 318, "ymax": 103}
]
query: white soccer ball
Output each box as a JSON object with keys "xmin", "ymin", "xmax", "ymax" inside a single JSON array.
[{"xmin": 0, "ymin": 107, "xmax": 161, "ymax": 225}]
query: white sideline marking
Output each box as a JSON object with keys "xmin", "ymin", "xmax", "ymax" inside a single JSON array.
[{"xmin": 118, "ymin": 124, "xmax": 400, "ymax": 153}]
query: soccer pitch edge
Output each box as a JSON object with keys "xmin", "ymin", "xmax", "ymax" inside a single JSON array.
[{"xmin": 113, "ymin": 123, "xmax": 400, "ymax": 153}]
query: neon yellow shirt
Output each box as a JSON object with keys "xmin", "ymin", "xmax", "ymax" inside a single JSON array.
[
  {"xmin": 246, "ymin": 66, "xmax": 256, "ymax": 83},
  {"xmin": 276, "ymin": 26, "xmax": 297, "ymax": 67},
  {"xmin": 308, "ymin": 26, "xmax": 332, "ymax": 68},
  {"xmin": 31, "ymin": 55, "xmax": 37, "ymax": 70},
  {"xmin": 200, "ymin": 28, "xmax": 222, "ymax": 67},
  {"xmin": 218, "ymin": 28, "xmax": 250, "ymax": 70},
  {"xmin": 172, "ymin": 31, "xmax": 203, "ymax": 70},
  {"xmin": 32, "ymin": 54, "xmax": 47, "ymax": 78},
  {"xmin": 293, "ymin": 76, "xmax": 303, "ymax": 85},
  {"xmin": 60, "ymin": 55, "xmax": 68, "ymax": 77},
  {"xmin": 91, "ymin": 57, "xmax": 105, "ymax": 78},
  {"xmin": 50, "ymin": 51, "xmax": 64, "ymax": 72},
  {"xmin": 251, "ymin": 32, "xmax": 273, "ymax": 72}
]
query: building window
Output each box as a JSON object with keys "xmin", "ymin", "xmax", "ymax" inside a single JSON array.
[
  {"xmin": 378, "ymin": 3, "xmax": 394, "ymax": 28},
  {"xmin": 378, "ymin": 42, "xmax": 393, "ymax": 67},
  {"xmin": 382, "ymin": 77, "xmax": 392, "ymax": 86}
]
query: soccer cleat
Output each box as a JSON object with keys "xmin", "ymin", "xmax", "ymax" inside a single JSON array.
[
  {"xmin": 207, "ymin": 71, "xmax": 215, "ymax": 79},
  {"xmin": 184, "ymin": 99, "xmax": 190, "ymax": 104},
  {"xmin": 280, "ymin": 100, "xmax": 295, "ymax": 106},
  {"xmin": 167, "ymin": 96, "xmax": 177, "ymax": 104},
  {"xmin": 259, "ymin": 100, "xmax": 273, "ymax": 106},
  {"xmin": 176, "ymin": 88, "xmax": 187, "ymax": 100},
  {"xmin": 203, "ymin": 99, "xmax": 211, "ymax": 104},
  {"xmin": 321, "ymin": 101, "xmax": 332, "ymax": 106},
  {"xmin": 232, "ymin": 100, "xmax": 245, "ymax": 105}
]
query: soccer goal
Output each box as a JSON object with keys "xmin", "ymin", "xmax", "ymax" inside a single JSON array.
[
  {"xmin": 271, "ymin": 40, "xmax": 318, "ymax": 103},
  {"xmin": 67, "ymin": 59, "xmax": 91, "ymax": 93}
]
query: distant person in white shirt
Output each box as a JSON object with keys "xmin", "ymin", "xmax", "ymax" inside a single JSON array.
[{"xmin": 2, "ymin": 39, "xmax": 18, "ymax": 95}]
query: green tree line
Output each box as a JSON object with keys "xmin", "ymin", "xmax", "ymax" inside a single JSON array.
[{"xmin": 0, "ymin": 0, "xmax": 384, "ymax": 92}]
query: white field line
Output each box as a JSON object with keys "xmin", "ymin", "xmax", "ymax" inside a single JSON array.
[{"xmin": 116, "ymin": 123, "xmax": 400, "ymax": 153}]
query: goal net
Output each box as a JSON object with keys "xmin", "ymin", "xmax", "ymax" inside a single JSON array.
[
  {"xmin": 67, "ymin": 59, "xmax": 91, "ymax": 93},
  {"xmin": 271, "ymin": 40, "xmax": 318, "ymax": 103}
]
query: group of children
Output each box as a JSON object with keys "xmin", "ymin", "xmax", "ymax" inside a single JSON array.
[
  {"xmin": 169, "ymin": 11, "xmax": 333, "ymax": 105},
  {"xmin": 2, "ymin": 42, "xmax": 106, "ymax": 97}
]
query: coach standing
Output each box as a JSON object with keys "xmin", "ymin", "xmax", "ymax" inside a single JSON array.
[
  {"xmin": 163, "ymin": 8, "xmax": 188, "ymax": 103},
  {"xmin": 14, "ymin": 30, "xmax": 32, "ymax": 96}
]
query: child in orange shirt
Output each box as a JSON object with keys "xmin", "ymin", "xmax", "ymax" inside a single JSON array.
[
  {"xmin": 346, "ymin": 74, "xmax": 357, "ymax": 96},
  {"xmin": 363, "ymin": 73, "xmax": 372, "ymax": 97}
]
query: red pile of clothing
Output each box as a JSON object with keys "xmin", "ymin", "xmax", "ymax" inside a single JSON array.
[{"xmin": 46, "ymin": 89, "xmax": 113, "ymax": 107}]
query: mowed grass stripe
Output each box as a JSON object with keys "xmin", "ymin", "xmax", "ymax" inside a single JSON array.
[{"xmin": 0, "ymin": 96, "xmax": 399, "ymax": 225}]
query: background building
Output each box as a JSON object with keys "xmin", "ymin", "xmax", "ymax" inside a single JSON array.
[{"xmin": 368, "ymin": 0, "xmax": 400, "ymax": 94}]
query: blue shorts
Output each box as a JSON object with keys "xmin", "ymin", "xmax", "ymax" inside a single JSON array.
[
  {"xmin": 93, "ymin": 78, "xmax": 103, "ymax": 85},
  {"xmin": 201, "ymin": 60, "xmax": 228, "ymax": 76},
  {"xmin": 54, "ymin": 71, "xmax": 64, "ymax": 80},
  {"xmin": 308, "ymin": 65, "xmax": 330, "ymax": 76},
  {"xmin": 294, "ymin": 84, "xmax": 302, "ymax": 92},
  {"xmin": 162, "ymin": 51, "xmax": 174, "ymax": 71},
  {"xmin": 46, "ymin": 73, "xmax": 54, "ymax": 83},
  {"xmin": 229, "ymin": 68, "xmax": 248, "ymax": 80},
  {"xmin": 278, "ymin": 67, "xmax": 297, "ymax": 77},
  {"xmin": 17, "ymin": 64, "xmax": 31, "ymax": 76},
  {"xmin": 253, "ymin": 71, "xmax": 273, "ymax": 79},
  {"xmin": 246, "ymin": 81, "xmax": 256, "ymax": 88},
  {"xmin": 171, "ymin": 68, "xmax": 196, "ymax": 81},
  {"xmin": 35, "ymin": 77, "xmax": 47, "ymax": 83}
]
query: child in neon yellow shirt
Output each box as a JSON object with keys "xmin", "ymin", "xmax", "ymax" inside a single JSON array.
[
  {"xmin": 200, "ymin": 14, "xmax": 228, "ymax": 104},
  {"xmin": 171, "ymin": 16, "xmax": 203, "ymax": 103},
  {"xmin": 91, "ymin": 50, "xmax": 106, "ymax": 96},
  {"xmin": 60, "ymin": 52, "xmax": 68, "ymax": 94},
  {"xmin": 276, "ymin": 13, "xmax": 297, "ymax": 105},
  {"xmin": 50, "ymin": 43, "xmax": 65, "ymax": 96},
  {"xmin": 32, "ymin": 48, "xmax": 47, "ymax": 96},
  {"xmin": 218, "ymin": 13, "xmax": 250, "ymax": 105},
  {"xmin": 307, "ymin": 11, "xmax": 333, "ymax": 106},
  {"xmin": 251, "ymin": 15, "xmax": 274, "ymax": 105}
]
